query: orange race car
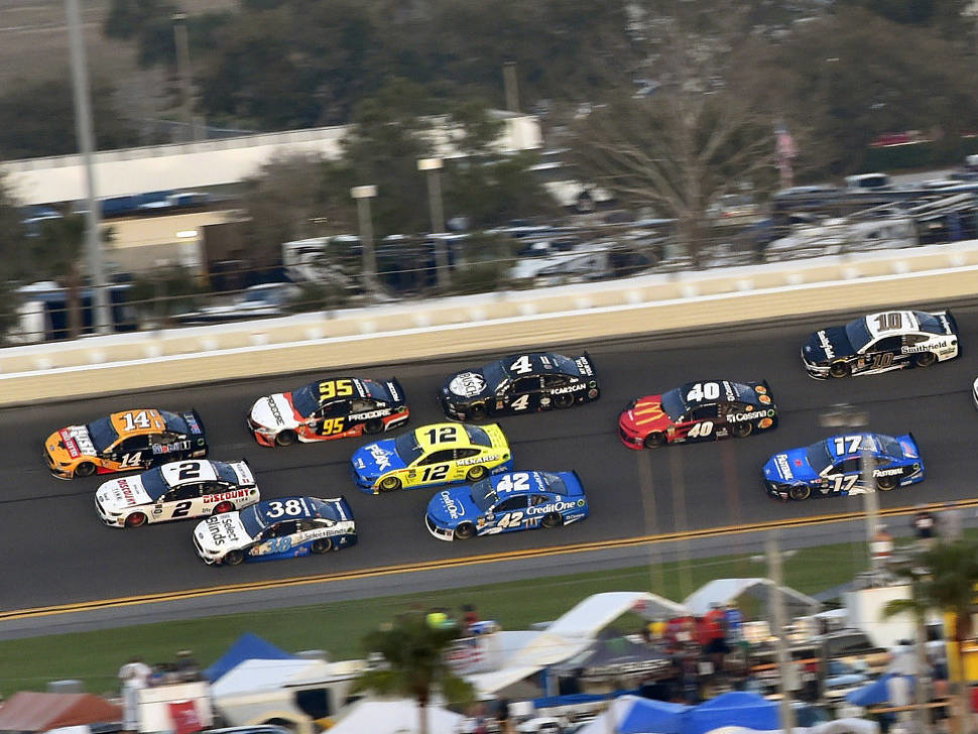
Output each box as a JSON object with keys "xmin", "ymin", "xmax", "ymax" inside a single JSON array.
[{"xmin": 44, "ymin": 408, "xmax": 208, "ymax": 479}]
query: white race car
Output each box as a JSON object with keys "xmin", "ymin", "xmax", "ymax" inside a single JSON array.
[{"xmin": 95, "ymin": 459, "xmax": 259, "ymax": 528}]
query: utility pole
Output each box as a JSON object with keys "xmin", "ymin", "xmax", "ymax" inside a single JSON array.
[{"xmin": 767, "ymin": 534, "xmax": 797, "ymax": 733}]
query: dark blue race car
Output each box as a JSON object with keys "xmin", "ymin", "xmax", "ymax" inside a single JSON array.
[
  {"xmin": 763, "ymin": 432, "xmax": 924, "ymax": 501},
  {"xmin": 425, "ymin": 470, "xmax": 589, "ymax": 541},
  {"xmin": 192, "ymin": 495, "xmax": 357, "ymax": 565}
]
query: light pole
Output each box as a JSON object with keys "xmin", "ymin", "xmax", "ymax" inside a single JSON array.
[
  {"xmin": 172, "ymin": 13, "xmax": 198, "ymax": 142},
  {"xmin": 766, "ymin": 534, "xmax": 797, "ymax": 734},
  {"xmin": 417, "ymin": 157, "xmax": 450, "ymax": 291},
  {"xmin": 819, "ymin": 404, "xmax": 879, "ymax": 573},
  {"xmin": 350, "ymin": 185, "xmax": 380, "ymax": 300}
]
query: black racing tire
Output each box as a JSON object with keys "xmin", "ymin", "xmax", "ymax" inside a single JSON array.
[
  {"xmin": 914, "ymin": 352, "xmax": 937, "ymax": 368},
  {"xmin": 788, "ymin": 485, "xmax": 812, "ymax": 501},
  {"xmin": 731, "ymin": 422, "xmax": 753, "ymax": 439},
  {"xmin": 212, "ymin": 501, "xmax": 234, "ymax": 515},
  {"xmin": 223, "ymin": 550, "xmax": 245, "ymax": 566},
  {"xmin": 311, "ymin": 538, "xmax": 333, "ymax": 553},
  {"xmin": 466, "ymin": 465, "xmax": 489, "ymax": 482},
  {"xmin": 274, "ymin": 430, "xmax": 297, "ymax": 447},
  {"xmin": 541, "ymin": 512, "xmax": 563, "ymax": 529},
  {"xmin": 125, "ymin": 512, "xmax": 148, "ymax": 528},
  {"xmin": 466, "ymin": 404, "xmax": 488, "ymax": 422},
  {"xmin": 74, "ymin": 462, "xmax": 97, "ymax": 478},
  {"xmin": 643, "ymin": 432, "xmax": 667, "ymax": 449},
  {"xmin": 876, "ymin": 475, "xmax": 899, "ymax": 491},
  {"xmin": 554, "ymin": 393, "xmax": 574, "ymax": 409},
  {"xmin": 454, "ymin": 523, "xmax": 477, "ymax": 540},
  {"xmin": 363, "ymin": 419, "xmax": 384, "ymax": 435},
  {"xmin": 379, "ymin": 475, "xmax": 402, "ymax": 492},
  {"xmin": 829, "ymin": 361, "xmax": 851, "ymax": 378}
]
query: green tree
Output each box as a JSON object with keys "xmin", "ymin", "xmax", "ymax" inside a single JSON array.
[
  {"xmin": 32, "ymin": 215, "xmax": 87, "ymax": 339},
  {"xmin": 0, "ymin": 173, "xmax": 29, "ymax": 340},
  {"xmin": 353, "ymin": 610, "xmax": 474, "ymax": 734}
]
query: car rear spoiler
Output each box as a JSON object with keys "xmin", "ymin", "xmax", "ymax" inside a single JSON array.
[
  {"xmin": 322, "ymin": 495, "xmax": 356, "ymax": 522},
  {"xmin": 386, "ymin": 378, "xmax": 406, "ymax": 406}
]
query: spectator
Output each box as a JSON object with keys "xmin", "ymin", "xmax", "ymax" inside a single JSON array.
[
  {"xmin": 911, "ymin": 508, "xmax": 938, "ymax": 548},
  {"xmin": 724, "ymin": 603, "xmax": 743, "ymax": 643},
  {"xmin": 118, "ymin": 656, "xmax": 153, "ymax": 732},
  {"xmin": 461, "ymin": 604, "xmax": 480, "ymax": 632}
]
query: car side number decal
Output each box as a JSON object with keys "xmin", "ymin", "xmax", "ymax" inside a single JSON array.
[
  {"xmin": 688, "ymin": 421, "xmax": 714, "ymax": 438},
  {"xmin": 120, "ymin": 452, "xmax": 143, "ymax": 468},
  {"xmin": 172, "ymin": 500, "xmax": 193, "ymax": 518},
  {"xmin": 497, "ymin": 511, "xmax": 524, "ymax": 528},
  {"xmin": 871, "ymin": 353, "xmax": 894, "ymax": 370},
  {"xmin": 421, "ymin": 466, "xmax": 450, "ymax": 482},
  {"xmin": 320, "ymin": 418, "xmax": 345, "ymax": 435},
  {"xmin": 828, "ymin": 474, "xmax": 861, "ymax": 494},
  {"xmin": 510, "ymin": 394, "xmax": 531, "ymax": 411}
]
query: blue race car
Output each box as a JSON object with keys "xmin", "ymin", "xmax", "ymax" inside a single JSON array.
[
  {"xmin": 425, "ymin": 470, "xmax": 589, "ymax": 541},
  {"xmin": 192, "ymin": 496, "xmax": 357, "ymax": 565},
  {"xmin": 763, "ymin": 432, "xmax": 923, "ymax": 501}
]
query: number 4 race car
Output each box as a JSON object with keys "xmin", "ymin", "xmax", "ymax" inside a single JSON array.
[
  {"xmin": 439, "ymin": 352, "xmax": 599, "ymax": 421},
  {"xmin": 44, "ymin": 409, "xmax": 207, "ymax": 479},
  {"xmin": 247, "ymin": 377, "xmax": 409, "ymax": 447},
  {"xmin": 95, "ymin": 459, "xmax": 259, "ymax": 528}
]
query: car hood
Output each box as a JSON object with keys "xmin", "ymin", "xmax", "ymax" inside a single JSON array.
[
  {"xmin": 351, "ymin": 439, "xmax": 407, "ymax": 479},
  {"xmin": 443, "ymin": 369, "xmax": 491, "ymax": 401},
  {"xmin": 619, "ymin": 395, "xmax": 671, "ymax": 432},
  {"xmin": 45, "ymin": 425, "xmax": 98, "ymax": 463},
  {"xmin": 96, "ymin": 475, "xmax": 152, "ymax": 512},
  {"xmin": 803, "ymin": 326, "xmax": 855, "ymax": 363},
  {"xmin": 426, "ymin": 488, "xmax": 481, "ymax": 527},
  {"xmin": 249, "ymin": 393, "xmax": 299, "ymax": 429},
  {"xmin": 763, "ymin": 447, "xmax": 815, "ymax": 482},
  {"xmin": 194, "ymin": 513, "xmax": 252, "ymax": 554}
]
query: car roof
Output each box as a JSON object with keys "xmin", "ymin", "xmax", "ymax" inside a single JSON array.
[
  {"xmin": 822, "ymin": 433, "xmax": 891, "ymax": 461},
  {"xmin": 307, "ymin": 377, "xmax": 385, "ymax": 403},
  {"xmin": 254, "ymin": 496, "xmax": 336, "ymax": 523},
  {"xmin": 676, "ymin": 380, "xmax": 770, "ymax": 408},
  {"xmin": 497, "ymin": 352, "xmax": 580, "ymax": 379},
  {"xmin": 108, "ymin": 409, "xmax": 169, "ymax": 436},
  {"xmin": 491, "ymin": 471, "xmax": 564, "ymax": 498},
  {"xmin": 862, "ymin": 310, "xmax": 918, "ymax": 340},
  {"xmin": 158, "ymin": 460, "xmax": 221, "ymax": 487},
  {"xmin": 414, "ymin": 423, "xmax": 483, "ymax": 451}
]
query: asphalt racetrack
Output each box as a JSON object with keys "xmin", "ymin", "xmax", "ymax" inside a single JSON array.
[{"xmin": 3, "ymin": 301, "xmax": 976, "ymax": 615}]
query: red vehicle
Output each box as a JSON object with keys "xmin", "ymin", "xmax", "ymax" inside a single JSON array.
[{"xmin": 618, "ymin": 379, "xmax": 778, "ymax": 449}]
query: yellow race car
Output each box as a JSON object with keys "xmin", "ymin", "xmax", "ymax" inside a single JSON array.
[
  {"xmin": 350, "ymin": 422, "xmax": 513, "ymax": 494},
  {"xmin": 44, "ymin": 408, "xmax": 208, "ymax": 479}
]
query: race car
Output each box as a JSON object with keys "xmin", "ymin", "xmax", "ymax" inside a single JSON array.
[
  {"xmin": 95, "ymin": 459, "xmax": 259, "ymax": 528},
  {"xmin": 801, "ymin": 309, "xmax": 959, "ymax": 379},
  {"xmin": 44, "ymin": 408, "xmax": 207, "ymax": 479},
  {"xmin": 439, "ymin": 351, "xmax": 599, "ymax": 421},
  {"xmin": 247, "ymin": 376, "xmax": 409, "ymax": 446},
  {"xmin": 350, "ymin": 422, "xmax": 513, "ymax": 494},
  {"xmin": 763, "ymin": 432, "xmax": 924, "ymax": 501},
  {"xmin": 193, "ymin": 495, "xmax": 357, "ymax": 566},
  {"xmin": 425, "ymin": 470, "xmax": 589, "ymax": 541},
  {"xmin": 618, "ymin": 379, "xmax": 777, "ymax": 449}
]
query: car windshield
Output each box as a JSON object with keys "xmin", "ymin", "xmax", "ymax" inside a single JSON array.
[
  {"xmin": 86, "ymin": 417, "xmax": 118, "ymax": 453},
  {"xmin": 482, "ymin": 360, "xmax": 507, "ymax": 390},
  {"xmin": 471, "ymin": 479, "xmax": 496, "ymax": 511},
  {"xmin": 395, "ymin": 432, "xmax": 425, "ymax": 464},
  {"xmin": 844, "ymin": 318, "xmax": 873, "ymax": 351},
  {"xmin": 139, "ymin": 468, "xmax": 169, "ymax": 501},
  {"xmin": 805, "ymin": 440, "xmax": 835, "ymax": 473},
  {"xmin": 915, "ymin": 312, "xmax": 943, "ymax": 334},
  {"xmin": 291, "ymin": 382, "xmax": 321, "ymax": 417},
  {"xmin": 239, "ymin": 505, "xmax": 266, "ymax": 537},
  {"xmin": 463, "ymin": 424, "xmax": 491, "ymax": 447},
  {"xmin": 660, "ymin": 388, "xmax": 686, "ymax": 421}
]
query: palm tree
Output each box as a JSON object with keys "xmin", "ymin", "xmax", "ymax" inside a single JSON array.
[{"xmin": 352, "ymin": 609, "xmax": 475, "ymax": 734}]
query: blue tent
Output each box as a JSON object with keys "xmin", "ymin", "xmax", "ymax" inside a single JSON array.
[
  {"xmin": 683, "ymin": 691, "xmax": 779, "ymax": 734},
  {"xmin": 203, "ymin": 633, "xmax": 298, "ymax": 682},
  {"xmin": 846, "ymin": 673, "xmax": 916, "ymax": 707},
  {"xmin": 619, "ymin": 698, "xmax": 689, "ymax": 734}
]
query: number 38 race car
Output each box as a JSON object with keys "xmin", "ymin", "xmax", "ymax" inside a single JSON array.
[
  {"xmin": 193, "ymin": 495, "xmax": 357, "ymax": 566},
  {"xmin": 95, "ymin": 459, "xmax": 259, "ymax": 528},
  {"xmin": 44, "ymin": 408, "xmax": 207, "ymax": 479},
  {"xmin": 247, "ymin": 377, "xmax": 409, "ymax": 446}
]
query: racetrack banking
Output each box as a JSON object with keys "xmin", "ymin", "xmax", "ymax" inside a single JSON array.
[{"xmin": 3, "ymin": 498, "xmax": 969, "ymax": 623}]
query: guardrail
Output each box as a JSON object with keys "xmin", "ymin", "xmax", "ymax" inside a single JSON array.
[{"xmin": 1, "ymin": 240, "xmax": 976, "ymax": 406}]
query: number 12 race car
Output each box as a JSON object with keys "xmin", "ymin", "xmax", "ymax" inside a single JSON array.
[{"xmin": 44, "ymin": 409, "xmax": 208, "ymax": 479}]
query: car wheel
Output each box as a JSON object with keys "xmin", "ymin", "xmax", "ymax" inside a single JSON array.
[
  {"xmin": 876, "ymin": 475, "xmax": 899, "ymax": 491},
  {"xmin": 223, "ymin": 550, "xmax": 245, "ymax": 566},
  {"xmin": 363, "ymin": 419, "xmax": 384, "ymax": 435},
  {"xmin": 379, "ymin": 476, "xmax": 402, "ymax": 492},
  {"xmin": 275, "ymin": 430, "xmax": 297, "ymax": 447},
  {"xmin": 125, "ymin": 512, "xmax": 148, "ymax": 528},
  {"xmin": 914, "ymin": 352, "xmax": 937, "ymax": 368},
  {"xmin": 732, "ymin": 422, "xmax": 753, "ymax": 439},
  {"xmin": 74, "ymin": 462, "xmax": 97, "ymax": 478},
  {"xmin": 788, "ymin": 485, "xmax": 812, "ymax": 501},
  {"xmin": 466, "ymin": 465, "xmax": 489, "ymax": 482},
  {"xmin": 643, "ymin": 432, "xmax": 667, "ymax": 449},
  {"xmin": 542, "ymin": 512, "xmax": 563, "ymax": 529},
  {"xmin": 454, "ymin": 523, "xmax": 477, "ymax": 540},
  {"xmin": 554, "ymin": 393, "xmax": 574, "ymax": 409},
  {"xmin": 467, "ymin": 404, "xmax": 488, "ymax": 422},
  {"xmin": 311, "ymin": 538, "xmax": 333, "ymax": 553},
  {"xmin": 212, "ymin": 501, "xmax": 234, "ymax": 515},
  {"xmin": 829, "ymin": 361, "xmax": 851, "ymax": 378}
]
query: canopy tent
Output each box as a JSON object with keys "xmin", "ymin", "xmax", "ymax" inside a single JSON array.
[
  {"xmin": 553, "ymin": 630, "xmax": 672, "ymax": 684},
  {"xmin": 210, "ymin": 658, "xmax": 326, "ymax": 698},
  {"xmin": 204, "ymin": 632, "xmax": 298, "ymax": 682},
  {"xmin": 683, "ymin": 578, "xmax": 821, "ymax": 618},
  {"xmin": 326, "ymin": 699, "xmax": 463, "ymax": 734},
  {"xmin": 845, "ymin": 673, "xmax": 916, "ymax": 707},
  {"xmin": 576, "ymin": 695, "xmax": 688, "ymax": 734},
  {"xmin": 0, "ymin": 692, "xmax": 121, "ymax": 732},
  {"xmin": 684, "ymin": 691, "xmax": 779, "ymax": 734}
]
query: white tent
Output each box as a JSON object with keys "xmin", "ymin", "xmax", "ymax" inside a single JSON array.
[
  {"xmin": 327, "ymin": 699, "xmax": 463, "ymax": 734},
  {"xmin": 683, "ymin": 578, "xmax": 821, "ymax": 617},
  {"xmin": 210, "ymin": 658, "xmax": 325, "ymax": 698}
]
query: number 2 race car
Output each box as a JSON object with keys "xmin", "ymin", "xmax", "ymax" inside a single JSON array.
[
  {"xmin": 44, "ymin": 408, "xmax": 207, "ymax": 479},
  {"xmin": 350, "ymin": 422, "xmax": 513, "ymax": 494},
  {"xmin": 440, "ymin": 352, "xmax": 599, "ymax": 421},
  {"xmin": 618, "ymin": 379, "xmax": 777, "ymax": 449},
  {"xmin": 95, "ymin": 459, "xmax": 259, "ymax": 528},
  {"xmin": 193, "ymin": 496, "xmax": 357, "ymax": 566},
  {"xmin": 247, "ymin": 377, "xmax": 409, "ymax": 446}
]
